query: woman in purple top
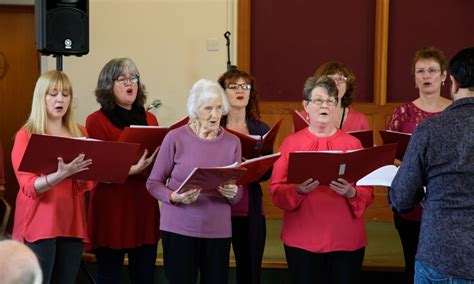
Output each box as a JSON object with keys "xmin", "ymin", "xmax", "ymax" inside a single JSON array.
[
  {"xmin": 386, "ymin": 47, "xmax": 451, "ymax": 284},
  {"xmin": 146, "ymin": 79, "xmax": 243, "ymax": 284}
]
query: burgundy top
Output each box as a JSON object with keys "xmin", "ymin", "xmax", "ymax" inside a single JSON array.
[
  {"xmin": 387, "ymin": 102, "xmax": 442, "ymax": 221},
  {"xmin": 85, "ymin": 110, "xmax": 160, "ymax": 250}
]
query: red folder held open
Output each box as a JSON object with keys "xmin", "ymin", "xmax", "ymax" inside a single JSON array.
[
  {"xmin": 287, "ymin": 143, "xmax": 397, "ymax": 185},
  {"xmin": 19, "ymin": 134, "xmax": 140, "ymax": 184},
  {"xmin": 236, "ymin": 153, "xmax": 281, "ymax": 185},
  {"xmin": 347, "ymin": 130, "xmax": 374, "ymax": 148},
  {"xmin": 379, "ymin": 130, "xmax": 411, "ymax": 160},
  {"xmin": 119, "ymin": 116, "xmax": 190, "ymax": 158},
  {"xmin": 177, "ymin": 166, "xmax": 247, "ymax": 197},
  {"xmin": 291, "ymin": 109, "xmax": 309, "ymax": 133},
  {"xmin": 225, "ymin": 118, "xmax": 283, "ymax": 159}
]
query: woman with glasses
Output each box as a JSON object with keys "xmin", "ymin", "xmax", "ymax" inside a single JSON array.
[
  {"xmin": 85, "ymin": 58, "xmax": 160, "ymax": 283},
  {"xmin": 298, "ymin": 62, "xmax": 369, "ymax": 132},
  {"xmin": 386, "ymin": 47, "xmax": 451, "ymax": 284},
  {"xmin": 270, "ymin": 76, "xmax": 374, "ymax": 284},
  {"xmin": 217, "ymin": 69, "xmax": 271, "ymax": 284},
  {"xmin": 11, "ymin": 70, "xmax": 94, "ymax": 283},
  {"xmin": 147, "ymin": 79, "xmax": 242, "ymax": 284}
]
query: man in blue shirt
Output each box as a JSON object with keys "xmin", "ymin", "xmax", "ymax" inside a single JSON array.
[{"xmin": 389, "ymin": 47, "xmax": 474, "ymax": 283}]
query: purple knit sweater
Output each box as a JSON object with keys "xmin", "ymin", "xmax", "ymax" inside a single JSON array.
[{"xmin": 146, "ymin": 125, "xmax": 242, "ymax": 238}]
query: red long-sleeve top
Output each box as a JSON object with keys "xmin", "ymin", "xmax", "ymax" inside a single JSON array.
[{"xmin": 269, "ymin": 129, "xmax": 374, "ymax": 252}]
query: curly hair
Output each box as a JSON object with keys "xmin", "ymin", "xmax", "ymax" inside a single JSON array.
[
  {"xmin": 218, "ymin": 69, "xmax": 261, "ymax": 121},
  {"xmin": 314, "ymin": 62, "xmax": 355, "ymax": 108}
]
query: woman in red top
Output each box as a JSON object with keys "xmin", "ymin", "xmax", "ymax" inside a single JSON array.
[
  {"xmin": 299, "ymin": 62, "xmax": 369, "ymax": 132},
  {"xmin": 11, "ymin": 70, "xmax": 94, "ymax": 284},
  {"xmin": 270, "ymin": 76, "xmax": 373, "ymax": 284},
  {"xmin": 386, "ymin": 47, "xmax": 451, "ymax": 284},
  {"xmin": 86, "ymin": 58, "xmax": 160, "ymax": 284}
]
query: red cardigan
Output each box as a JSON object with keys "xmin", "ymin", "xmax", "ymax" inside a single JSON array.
[
  {"xmin": 85, "ymin": 110, "xmax": 160, "ymax": 250},
  {"xmin": 269, "ymin": 129, "xmax": 374, "ymax": 253}
]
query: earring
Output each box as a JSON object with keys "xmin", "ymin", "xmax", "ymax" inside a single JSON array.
[
  {"xmin": 415, "ymin": 83, "xmax": 418, "ymax": 89},
  {"xmin": 442, "ymin": 81, "xmax": 445, "ymax": 86}
]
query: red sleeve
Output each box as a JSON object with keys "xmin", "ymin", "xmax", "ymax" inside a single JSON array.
[
  {"xmin": 347, "ymin": 185, "xmax": 374, "ymax": 218},
  {"xmin": 269, "ymin": 137, "xmax": 307, "ymax": 211},
  {"xmin": 146, "ymin": 112, "xmax": 159, "ymax": 126},
  {"xmin": 86, "ymin": 112, "xmax": 109, "ymax": 141},
  {"xmin": 11, "ymin": 129, "xmax": 42, "ymax": 198}
]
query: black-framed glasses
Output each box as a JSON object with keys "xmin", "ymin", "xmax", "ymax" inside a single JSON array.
[
  {"xmin": 115, "ymin": 76, "xmax": 139, "ymax": 85},
  {"xmin": 226, "ymin": 83, "xmax": 252, "ymax": 90}
]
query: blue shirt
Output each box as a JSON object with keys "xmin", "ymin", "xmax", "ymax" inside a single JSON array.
[{"xmin": 389, "ymin": 97, "xmax": 474, "ymax": 279}]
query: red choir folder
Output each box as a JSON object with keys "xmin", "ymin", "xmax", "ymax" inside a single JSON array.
[
  {"xmin": 225, "ymin": 118, "xmax": 283, "ymax": 159},
  {"xmin": 177, "ymin": 166, "xmax": 247, "ymax": 197},
  {"xmin": 291, "ymin": 109, "xmax": 309, "ymax": 132},
  {"xmin": 347, "ymin": 130, "xmax": 374, "ymax": 148},
  {"xmin": 236, "ymin": 152, "xmax": 281, "ymax": 185},
  {"xmin": 287, "ymin": 143, "xmax": 398, "ymax": 185},
  {"xmin": 119, "ymin": 116, "xmax": 189, "ymax": 157},
  {"xmin": 379, "ymin": 130, "xmax": 411, "ymax": 160},
  {"xmin": 18, "ymin": 134, "xmax": 140, "ymax": 184}
]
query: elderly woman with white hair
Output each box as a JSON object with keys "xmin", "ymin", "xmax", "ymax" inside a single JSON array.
[{"xmin": 146, "ymin": 79, "xmax": 243, "ymax": 284}]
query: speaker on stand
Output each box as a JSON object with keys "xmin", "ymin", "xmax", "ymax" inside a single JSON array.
[{"xmin": 35, "ymin": 0, "xmax": 89, "ymax": 71}]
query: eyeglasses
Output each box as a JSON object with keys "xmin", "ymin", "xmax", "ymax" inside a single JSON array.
[
  {"xmin": 308, "ymin": 98, "xmax": 337, "ymax": 106},
  {"xmin": 415, "ymin": 68, "xmax": 441, "ymax": 76},
  {"xmin": 328, "ymin": 74, "xmax": 348, "ymax": 84},
  {"xmin": 115, "ymin": 76, "xmax": 139, "ymax": 85},
  {"xmin": 226, "ymin": 83, "xmax": 252, "ymax": 90}
]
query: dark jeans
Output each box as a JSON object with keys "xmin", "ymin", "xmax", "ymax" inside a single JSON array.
[
  {"xmin": 162, "ymin": 230, "xmax": 231, "ymax": 284},
  {"xmin": 284, "ymin": 244, "xmax": 365, "ymax": 284},
  {"xmin": 94, "ymin": 244, "xmax": 157, "ymax": 284},
  {"xmin": 232, "ymin": 216, "xmax": 266, "ymax": 284},
  {"xmin": 394, "ymin": 214, "xmax": 421, "ymax": 284},
  {"xmin": 25, "ymin": 237, "xmax": 84, "ymax": 284}
]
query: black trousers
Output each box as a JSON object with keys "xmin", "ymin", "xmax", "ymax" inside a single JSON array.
[
  {"xmin": 161, "ymin": 231, "xmax": 231, "ymax": 284},
  {"xmin": 284, "ymin": 245, "xmax": 365, "ymax": 284},
  {"xmin": 232, "ymin": 216, "xmax": 266, "ymax": 284},
  {"xmin": 394, "ymin": 214, "xmax": 420, "ymax": 284},
  {"xmin": 94, "ymin": 244, "xmax": 157, "ymax": 284}
]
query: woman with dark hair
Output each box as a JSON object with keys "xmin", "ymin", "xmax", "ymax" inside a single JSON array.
[
  {"xmin": 270, "ymin": 76, "xmax": 373, "ymax": 284},
  {"xmin": 217, "ymin": 69, "xmax": 270, "ymax": 284},
  {"xmin": 386, "ymin": 47, "xmax": 451, "ymax": 284},
  {"xmin": 298, "ymin": 62, "xmax": 369, "ymax": 132},
  {"xmin": 86, "ymin": 58, "xmax": 160, "ymax": 284}
]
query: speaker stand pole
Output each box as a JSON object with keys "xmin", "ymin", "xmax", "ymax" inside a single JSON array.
[{"xmin": 55, "ymin": 55, "xmax": 63, "ymax": 71}]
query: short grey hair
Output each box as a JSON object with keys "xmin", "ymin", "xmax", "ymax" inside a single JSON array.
[
  {"xmin": 303, "ymin": 75, "xmax": 339, "ymax": 102},
  {"xmin": 186, "ymin": 79, "xmax": 230, "ymax": 119}
]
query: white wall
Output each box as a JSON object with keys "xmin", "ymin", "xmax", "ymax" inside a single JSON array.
[{"xmin": 39, "ymin": 0, "xmax": 237, "ymax": 125}]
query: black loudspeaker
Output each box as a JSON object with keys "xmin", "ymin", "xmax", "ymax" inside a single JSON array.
[{"xmin": 35, "ymin": 0, "xmax": 89, "ymax": 56}]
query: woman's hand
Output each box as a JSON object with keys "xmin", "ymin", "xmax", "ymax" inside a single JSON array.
[
  {"xmin": 329, "ymin": 178, "xmax": 356, "ymax": 199},
  {"xmin": 217, "ymin": 183, "xmax": 238, "ymax": 199},
  {"xmin": 57, "ymin": 153, "xmax": 92, "ymax": 179},
  {"xmin": 296, "ymin": 178, "xmax": 319, "ymax": 195},
  {"xmin": 129, "ymin": 147, "xmax": 159, "ymax": 176},
  {"xmin": 170, "ymin": 188, "xmax": 201, "ymax": 204},
  {"xmin": 35, "ymin": 153, "xmax": 92, "ymax": 193}
]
